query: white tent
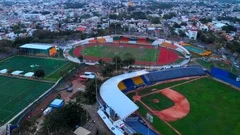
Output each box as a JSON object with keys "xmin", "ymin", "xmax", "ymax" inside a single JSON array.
[
  {"xmin": 0, "ymin": 69, "xmax": 7, "ymax": 74},
  {"xmin": 11, "ymin": 70, "xmax": 24, "ymax": 75},
  {"xmin": 24, "ymin": 72, "xmax": 34, "ymax": 77},
  {"xmin": 74, "ymin": 127, "xmax": 91, "ymax": 135}
]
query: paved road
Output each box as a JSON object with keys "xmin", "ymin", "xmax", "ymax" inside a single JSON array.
[{"xmin": 83, "ymin": 104, "xmax": 113, "ymax": 135}]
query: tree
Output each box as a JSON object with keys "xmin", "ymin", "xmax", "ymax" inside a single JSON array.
[
  {"xmin": 222, "ymin": 25, "xmax": 237, "ymax": 33},
  {"xmin": 112, "ymin": 55, "xmax": 122, "ymax": 65},
  {"xmin": 42, "ymin": 102, "xmax": 87, "ymax": 134},
  {"xmin": 109, "ymin": 14, "xmax": 118, "ymax": 19},
  {"xmin": 101, "ymin": 63, "xmax": 115, "ymax": 77},
  {"xmin": 178, "ymin": 30, "xmax": 186, "ymax": 37},
  {"xmin": 150, "ymin": 17, "xmax": 160, "ymax": 24},
  {"xmin": 180, "ymin": 22, "xmax": 187, "ymax": 26},
  {"xmin": 34, "ymin": 69, "xmax": 45, "ymax": 78},
  {"xmin": 78, "ymin": 55, "xmax": 83, "ymax": 62},
  {"xmin": 123, "ymin": 53, "xmax": 135, "ymax": 66},
  {"xmin": 77, "ymin": 79, "xmax": 102, "ymax": 104},
  {"xmin": 199, "ymin": 18, "xmax": 212, "ymax": 24},
  {"xmin": 173, "ymin": 22, "xmax": 181, "ymax": 28},
  {"xmin": 163, "ymin": 12, "xmax": 176, "ymax": 19}
]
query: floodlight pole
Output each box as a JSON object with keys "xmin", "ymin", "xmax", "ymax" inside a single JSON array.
[
  {"xmin": 94, "ymin": 72, "xmax": 101, "ymax": 107},
  {"xmin": 154, "ymin": 46, "xmax": 158, "ymax": 66}
]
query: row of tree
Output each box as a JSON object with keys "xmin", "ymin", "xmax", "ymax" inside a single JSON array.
[{"xmin": 101, "ymin": 53, "xmax": 135, "ymax": 77}]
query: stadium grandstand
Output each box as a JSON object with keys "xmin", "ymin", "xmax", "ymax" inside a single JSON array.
[
  {"xmin": 97, "ymin": 66, "xmax": 206, "ymax": 135},
  {"xmin": 19, "ymin": 43, "xmax": 57, "ymax": 57},
  {"xmin": 63, "ymin": 35, "xmax": 191, "ymax": 69}
]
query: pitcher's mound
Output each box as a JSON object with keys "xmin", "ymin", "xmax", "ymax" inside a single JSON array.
[{"xmin": 153, "ymin": 99, "xmax": 159, "ymax": 103}]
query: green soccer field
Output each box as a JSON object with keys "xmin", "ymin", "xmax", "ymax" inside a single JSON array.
[
  {"xmin": 128, "ymin": 77, "xmax": 240, "ymax": 135},
  {"xmin": 0, "ymin": 76, "xmax": 53, "ymax": 125},
  {"xmin": 0, "ymin": 55, "xmax": 68, "ymax": 76},
  {"xmin": 83, "ymin": 45, "xmax": 159, "ymax": 62}
]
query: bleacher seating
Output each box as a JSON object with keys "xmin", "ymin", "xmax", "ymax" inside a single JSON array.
[
  {"xmin": 118, "ymin": 81, "xmax": 127, "ymax": 91},
  {"xmin": 152, "ymin": 39, "xmax": 164, "ymax": 46},
  {"xmin": 123, "ymin": 79, "xmax": 135, "ymax": 89},
  {"xmin": 161, "ymin": 42, "xmax": 178, "ymax": 49},
  {"xmin": 120, "ymin": 37, "xmax": 130, "ymax": 43},
  {"xmin": 113, "ymin": 36, "xmax": 120, "ymax": 43},
  {"xmin": 132, "ymin": 76, "xmax": 144, "ymax": 85},
  {"xmin": 137, "ymin": 38, "xmax": 147, "ymax": 44},
  {"xmin": 128, "ymin": 38, "xmax": 137, "ymax": 44},
  {"xmin": 141, "ymin": 75, "xmax": 151, "ymax": 85},
  {"xmin": 146, "ymin": 38, "xmax": 155, "ymax": 44},
  {"xmin": 105, "ymin": 36, "xmax": 113, "ymax": 43},
  {"xmin": 89, "ymin": 39, "xmax": 97, "ymax": 43},
  {"xmin": 146, "ymin": 66, "xmax": 206, "ymax": 83},
  {"xmin": 97, "ymin": 37, "xmax": 106, "ymax": 43}
]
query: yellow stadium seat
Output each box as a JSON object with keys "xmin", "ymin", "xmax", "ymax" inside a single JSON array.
[
  {"xmin": 118, "ymin": 82, "xmax": 127, "ymax": 91},
  {"xmin": 132, "ymin": 76, "xmax": 144, "ymax": 85}
]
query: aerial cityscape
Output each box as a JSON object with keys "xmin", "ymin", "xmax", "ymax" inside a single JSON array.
[{"xmin": 0, "ymin": 0, "xmax": 240, "ymax": 135}]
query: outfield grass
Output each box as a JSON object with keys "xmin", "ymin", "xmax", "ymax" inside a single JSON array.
[
  {"xmin": 82, "ymin": 45, "xmax": 159, "ymax": 62},
  {"xmin": 169, "ymin": 77, "xmax": 240, "ymax": 135},
  {"xmin": 0, "ymin": 55, "xmax": 68, "ymax": 76},
  {"xmin": 141, "ymin": 93, "xmax": 174, "ymax": 110},
  {"xmin": 138, "ymin": 80, "xmax": 190, "ymax": 96},
  {"xmin": 135, "ymin": 101, "xmax": 177, "ymax": 135},
  {"xmin": 0, "ymin": 76, "xmax": 53, "ymax": 125}
]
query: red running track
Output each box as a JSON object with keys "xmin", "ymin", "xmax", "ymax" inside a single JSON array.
[
  {"xmin": 72, "ymin": 43, "xmax": 179, "ymax": 66},
  {"xmin": 157, "ymin": 47, "xmax": 179, "ymax": 65}
]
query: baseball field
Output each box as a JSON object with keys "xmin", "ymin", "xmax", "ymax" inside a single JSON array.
[{"xmin": 128, "ymin": 77, "xmax": 240, "ymax": 135}]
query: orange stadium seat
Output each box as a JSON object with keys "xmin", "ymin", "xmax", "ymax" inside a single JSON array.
[
  {"xmin": 120, "ymin": 37, "xmax": 129, "ymax": 43},
  {"xmin": 137, "ymin": 38, "xmax": 147, "ymax": 44},
  {"xmin": 89, "ymin": 39, "xmax": 97, "ymax": 43},
  {"xmin": 162, "ymin": 42, "xmax": 178, "ymax": 49},
  {"xmin": 132, "ymin": 76, "xmax": 144, "ymax": 85},
  {"xmin": 97, "ymin": 38, "xmax": 106, "ymax": 43},
  {"xmin": 118, "ymin": 81, "xmax": 127, "ymax": 91}
]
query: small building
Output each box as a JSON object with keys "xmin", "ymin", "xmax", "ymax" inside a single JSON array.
[
  {"xmin": 50, "ymin": 99, "xmax": 64, "ymax": 108},
  {"xmin": 19, "ymin": 43, "xmax": 57, "ymax": 57}
]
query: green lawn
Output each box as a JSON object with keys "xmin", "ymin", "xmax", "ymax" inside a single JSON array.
[
  {"xmin": 135, "ymin": 101, "xmax": 177, "ymax": 135},
  {"xmin": 169, "ymin": 77, "xmax": 240, "ymax": 135},
  {"xmin": 196, "ymin": 59, "xmax": 213, "ymax": 69},
  {"xmin": 0, "ymin": 76, "xmax": 53, "ymax": 125},
  {"xmin": 0, "ymin": 55, "xmax": 68, "ymax": 76},
  {"xmin": 141, "ymin": 93, "xmax": 174, "ymax": 111},
  {"xmin": 82, "ymin": 45, "xmax": 159, "ymax": 62},
  {"xmin": 138, "ymin": 80, "xmax": 189, "ymax": 96},
  {"xmin": 196, "ymin": 59, "xmax": 239, "ymax": 74},
  {"xmin": 45, "ymin": 62, "xmax": 79, "ymax": 81}
]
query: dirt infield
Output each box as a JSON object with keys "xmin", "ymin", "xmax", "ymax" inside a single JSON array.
[
  {"xmin": 155, "ymin": 88, "xmax": 190, "ymax": 122},
  {"xmin": 136, "ymin": 88, "xmax": 190, "ymax": 122},
  {"xmin": 72, "ymin": 43, "xmax": 179, "ymax": 66}
]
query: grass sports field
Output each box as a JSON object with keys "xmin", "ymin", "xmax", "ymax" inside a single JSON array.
[
  {"xmin": 0, "ymin": 55, "xmax": 68, "ymax": 76},
  {"xmin": 0, "ymin": 76, "xmax": 53, "ymax": 125},
  {"xmin": 82, "ymin": 45, "xmax": 159, "ymax": 62},
  {"xmin": 128, "ymin": 77, "xmax": 240, "ymax": 135},
  {"xmin": 72, "ymin": 43, "xmax": 180, "ymax": 65}
]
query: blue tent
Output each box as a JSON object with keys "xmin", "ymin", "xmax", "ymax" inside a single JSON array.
[{"xmin": 50, "ymin": 99, "xmax": 64, "ymax": 108}]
